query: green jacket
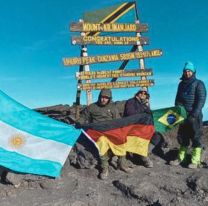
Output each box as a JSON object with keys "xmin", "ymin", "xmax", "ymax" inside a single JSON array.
[{"xmin": 79, "ymin": 102, "xmax": 120, "ymax": 124}]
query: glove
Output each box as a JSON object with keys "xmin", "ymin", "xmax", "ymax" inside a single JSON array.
[
  {"xmin": 187, "ymin": 115, "xmax": 195, "ymax": 123},
  {"xmin": 145, "ymin": 109, "xmax": 152, "ymax": 114},
  {"xmin": 75, "ymin": 122, "xmax": 82, "ymax": 129},
  {"xmin": 190, "ymin": 111, "xmax": 199, "ymax": 118}
]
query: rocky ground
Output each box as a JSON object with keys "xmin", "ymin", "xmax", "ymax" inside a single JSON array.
[{"xmin": 1, "ymin": 105, "xmax": 208, "ymax": 206}]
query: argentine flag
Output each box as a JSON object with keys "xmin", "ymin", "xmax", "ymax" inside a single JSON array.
[{"xmin": 0, "ymin": 90, "xmax": 81, "ymax": 177}]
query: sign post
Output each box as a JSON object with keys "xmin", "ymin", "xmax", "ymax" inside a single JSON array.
[{"xmin": 62, "ymin": 2, "xmax": 162, "ymax": 119}]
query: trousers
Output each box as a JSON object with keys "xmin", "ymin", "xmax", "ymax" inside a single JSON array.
[{"xmin": 177, "ymin": 112, "xmax": 203, "ymax": 148}]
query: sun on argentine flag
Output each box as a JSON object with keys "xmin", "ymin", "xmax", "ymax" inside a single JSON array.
[{"xmin": 0, "ymin": 90, "xmax": 81, "ymax": 177}]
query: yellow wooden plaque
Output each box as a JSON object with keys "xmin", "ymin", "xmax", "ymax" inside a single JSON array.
[
  {"xmin": 78, "ymin": 79, "xmax": 154, "ymax": 90},
  {"xmin": 76, "ymin": 69, "xmax": 153, "ymax": 80},
  {"xmin": 63, "ymin": 49, "xmax": 162, "ymax": 66},
  {"xmin": 70, "ymin": 22, "xmax": 148, "ymax": 32},
  {"xmin": 72, "ymin": 36, "xmax": 149, "ymax": 45}
]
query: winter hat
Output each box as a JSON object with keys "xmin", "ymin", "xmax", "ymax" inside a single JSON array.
[
  {"xmin": 136, "ymin": 88, "xmax": 149, "ymax": 97},
  {"xmin": 183, "ymin": 61, "xmax": 196, "ymax": 73}
]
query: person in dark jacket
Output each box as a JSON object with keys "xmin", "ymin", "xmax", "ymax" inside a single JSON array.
[
  {"xmin": 124, "ymin": 88, "xmax": 161, "ymax": 168},
  {"xmin": 170, "ymin": 61, "xmax": 207, "ymax": 168},
  {"xmin": 124, "ymin": 88, "xmax": 151, "ymax": 117},
  {"xmin": 79, "ymin": 89, "xmax": 132, "ymax": 180}
]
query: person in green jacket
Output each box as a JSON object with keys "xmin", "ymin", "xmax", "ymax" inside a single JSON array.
[{"xmin": 79, "ymin": 89, "xmax": 132, "ymax": 180}]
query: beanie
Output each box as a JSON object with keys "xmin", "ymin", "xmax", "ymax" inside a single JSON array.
[
  {"xmin": 135, "ymin": 88, "xmax": 149, "ymax": 97},
  {"xmin": 183, "ymin": 61, "xmax": 196, "ymax": 73}
]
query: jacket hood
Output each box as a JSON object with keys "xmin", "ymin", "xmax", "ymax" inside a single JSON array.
[
  {"xmin": 99, "ymin": 89, "xmax": 112, "ymax": 98},
  {"xmin": 98, "ymin": 89, "xmax": 112, "ymax": 105}
]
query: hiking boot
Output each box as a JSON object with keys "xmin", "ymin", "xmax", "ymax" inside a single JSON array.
[
  {"xmin": 169, "ymin": 159, "xmax": 182, "ymax": 166},
  {"xmin": 117, "ymin": 156, "xmax": 133, "ymax": 173},
  {"xmin": 119, "ymin": 165, "xmax": 133, "ymax": 173},
  {"xmin": 178, "ymin": 146, "xmax": 188, "ymax": 161},
  {"xmin": 99, "ymin": 153, "xmax": 110, "ymax": 180},
  {"xmin": 170, "ymin": 146, "xmax": 188, "ymax": 166},
  {"xmin": 188, "ymin": 147, "xmax": 202, "ymax": 169},
  {"xmin": 110, "ymin": 156, "xmax": 118, "ymax": 169},
  {"xmin": 141, "ymin": 156, "xmax": 153, "ymax": 168},
  {"xmin": 99, "ymin": 168, "xmax": 109, "ymax": 180},
  {"xmin": 188, "ymin": 163, "xmax": 199, "ymax": 169}
]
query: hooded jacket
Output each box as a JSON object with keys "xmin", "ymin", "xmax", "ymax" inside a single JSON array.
[{"xmin": 79, "ymin": 89, "xmax": 120, "ymax": 124}]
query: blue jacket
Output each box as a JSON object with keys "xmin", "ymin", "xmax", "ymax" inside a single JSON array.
[{"xmin": 175, "ymin": 74, "xmax": 207, "ymax": 117}]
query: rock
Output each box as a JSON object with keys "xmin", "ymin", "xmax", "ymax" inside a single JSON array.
[
  {"xmin": 112, "ymin": 180, "xmax": 139, "ymax": 199},
  {"xmin": 39, "ymin": 180, "xmax": 57, "ymax": 190},
  {"xmin": 5, "ymin": 172, "xmax": 24, "ymax": 188},
  {"xmin": 71, "ymin": 201, "xmax": 86, "ymax": 206},
  {"xmin": 69, "ymin": 136, "xmax": 98, "ymax": 169}
]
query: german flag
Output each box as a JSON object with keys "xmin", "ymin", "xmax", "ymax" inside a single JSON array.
[{"xmin": 81, "ymin": 113, "xmax": 154, "ymax": 157}]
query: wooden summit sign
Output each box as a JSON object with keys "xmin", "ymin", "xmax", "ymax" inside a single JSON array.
[
  {"xmin": 63, "ymin": 49, "xmax": 162, "ymax": 66},
  {"xmin": 76, "ymin": 69, "xmax": 153, "ymax": 80},
  {"xmin": 72, "ymin": 36, "xmax": 149, "ymax": 45},
  {"xmin": 70, "ymin": 22, "xmax": 148, "ymax": 32},
  {"xmin": 78, "ymin": 79, "xmax": 154, "ymax": 90}
]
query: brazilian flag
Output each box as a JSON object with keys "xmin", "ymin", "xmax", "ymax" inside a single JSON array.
[{"xmin": 153, "ymin": 106, "xmax": 187, "ymax": 134}]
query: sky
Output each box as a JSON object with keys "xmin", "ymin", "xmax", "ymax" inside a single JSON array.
[{"xmin": 0, "ymin": 0, "xmax": 207, "ymax": 120}]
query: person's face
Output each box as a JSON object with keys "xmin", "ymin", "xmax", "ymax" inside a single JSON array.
[
  {"xmin": 183, "ymin": 70, "xmax": 193, "ymax": 79},
  {"xmin": 100, "ymin": 96, "xmax": 110, "ymax": 106},
  {"xmin": 137, "ymin": 91, "xmax": 147, "ymax": 100}
]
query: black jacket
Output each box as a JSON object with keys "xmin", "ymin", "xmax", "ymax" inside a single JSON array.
[
  {"xmin": 175, "ymin": 74, "xmax": 207, "ymax": 117},
  {"xmin": 124, "ymin": 97, "xmax": 152, "ymax": 117}
]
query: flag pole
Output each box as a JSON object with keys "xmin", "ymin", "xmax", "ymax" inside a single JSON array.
[{"xmin": 134, "ymin": 1, "xmax": 147, "ymax": 91}]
